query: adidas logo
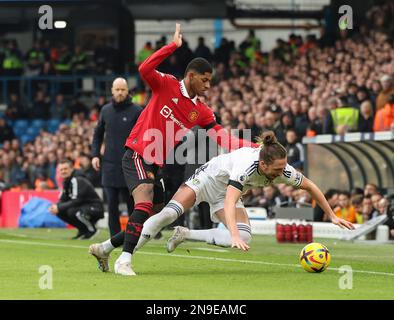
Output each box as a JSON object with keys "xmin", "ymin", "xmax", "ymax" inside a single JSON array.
[
  {"xmin": 172, "ymin": 98, "xmax": 178, "ymax": 104},
  {"xmin": 142, "ymin": 234, "xmax": 151, "ymax": 239}
]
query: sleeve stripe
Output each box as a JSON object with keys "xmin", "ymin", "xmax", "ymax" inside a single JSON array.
[
  {"xmin": 71, "ymin": 177, "xmax": 78, "ymax": 199},
  {"xmin": 296, "ymin": 174, "xmax": 303, "ymax": 187},
  {"xmin": 228, "ymin": 180, "xmax": 243, "ymax": 191}
]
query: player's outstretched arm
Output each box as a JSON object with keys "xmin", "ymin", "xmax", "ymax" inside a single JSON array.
[
  {"xmin": 300, "ymin": 177, "xmax": 355, "ymax": 230},
  {"xmin": 138, "ymin": 23, "xmax": 181, "ymax": 91},
  {"xmin": 224, "ymin": 185, "xmax": 250, "ymax": 251},
  {"xmin": 205, "ymin": 123, "xmax": 260, "ymax": 150}
]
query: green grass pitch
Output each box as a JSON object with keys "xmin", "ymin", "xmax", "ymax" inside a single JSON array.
[{"xmin": 0, "ymin": 228, "xmax": 393, "ymax": 300}]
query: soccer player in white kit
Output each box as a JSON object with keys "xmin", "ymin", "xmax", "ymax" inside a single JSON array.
[
  {"xmin": 90, "ymin": 131, "xmax": 355, "ymax": 275},
  {"xmin": 135, "ymin": 130, "xmax": 354, "ymax": 252}
]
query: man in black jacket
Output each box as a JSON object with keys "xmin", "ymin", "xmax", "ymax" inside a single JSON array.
[
  {"xmin": 49, "ymin": 159, "xmax": 104, "ymax": 239},
  {"xmin": 91, "ymin": 78, "xmax": 142, "ymax": 236}
]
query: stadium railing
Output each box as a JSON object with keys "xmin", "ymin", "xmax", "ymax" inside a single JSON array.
[{"xmin": 0, "ymin": 74, "xmax": 139, "ymax": 104}]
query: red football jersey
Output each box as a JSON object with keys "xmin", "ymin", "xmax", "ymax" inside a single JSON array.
[{"xmin": 125, "ymin": 42, "xmax": 216, "ymax": 166}]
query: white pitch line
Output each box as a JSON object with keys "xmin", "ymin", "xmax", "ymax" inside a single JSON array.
[
  {"xmin": 194, "ymin": 247, "xmax": 229, "ymax": 253},
  {"xmin": 0, "ymin": 239, "xmax": 394, "ymax": 277}
]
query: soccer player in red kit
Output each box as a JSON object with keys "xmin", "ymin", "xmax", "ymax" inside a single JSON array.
[{"xmin": 89, "ymin": 23, "xmax": 257, "ymax": 276}]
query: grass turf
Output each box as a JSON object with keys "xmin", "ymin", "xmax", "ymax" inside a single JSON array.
[{"xmin": 0, "ymin": 228, "xmax": 393, "ymax": 300}]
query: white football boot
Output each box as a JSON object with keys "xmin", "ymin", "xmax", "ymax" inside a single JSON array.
[
  {"xmin": 166, "ymin": 226, "xmax": 189, "ymax": 253},
  {"xmin": 114, "ymin": 258, "xmax": 136, "ymax": 276},
  {"xmin": 88, "ymin": 243, "xmax": 110, "ymax": 272}
]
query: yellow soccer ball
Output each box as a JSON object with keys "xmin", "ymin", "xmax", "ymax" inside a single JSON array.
[{"xmin": 299, "ymin": 242, "xmax": 331, "ymax": 273}]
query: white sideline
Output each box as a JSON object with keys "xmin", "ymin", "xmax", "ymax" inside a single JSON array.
[{"xmin": 0, "ymin": 239, "xmax": 394, "ymax": 277}]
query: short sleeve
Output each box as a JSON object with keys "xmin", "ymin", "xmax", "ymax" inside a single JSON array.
[
  {"xmin": 228, "ymin": 160, "xmax": 258, "ymax": 192},
  {"xmin": 275, "ymin": 164, "xmax": 304, "ymax": 188},
  {"xmin": 198, "ymin": 107, "xmax": 216, "ymax": 129}
]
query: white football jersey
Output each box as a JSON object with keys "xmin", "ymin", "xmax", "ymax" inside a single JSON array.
[{"xmin": 200, "ymin": 147, "xmax": 304, "ymax": 194}]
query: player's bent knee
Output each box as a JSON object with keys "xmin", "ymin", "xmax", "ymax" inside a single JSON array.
[{"xmin": 133, "ymin": 183, "xmax": 154, "ymax": 201}]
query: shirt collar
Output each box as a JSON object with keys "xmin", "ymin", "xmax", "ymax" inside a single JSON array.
[{"xmin": 180, "ymin": 80, "xmax": 198, "ymax": 105}]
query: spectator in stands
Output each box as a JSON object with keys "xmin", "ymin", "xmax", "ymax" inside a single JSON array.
[
  {"xmin": 358, "ymin": 100, "xmax": 374, "ymax": 132},
  {"xmin": 307, "ymin": 106, "xmax": 326, "ymax": 136},
  {"xmin": 351, "ymin": 194, "xmax": 365, "ymax": 224},
  {"xmin": 10, "ymin": 155, "xmax": 28, "ymax": 186},
  {"xmin": 376, "ymin": 75, "xmax": 394, "ymax": 111},
  {"xmin": 49, "ymin": 158, "xmax": 104, "ymax": 239},
  {"xmin": 50, "ymin": 94, "xmax": 66, "ymax": 120},
  {"xmin": 243, "ymin": 188, "xmax": 264, "ymax": 207},
  {"xmin": 79, "ymin": 153, "xmax": 100, "ymax": 188},
  {"xmin": 0, "ymin": 118, "xmax": 15, "ymax": 144},
  {"xmin": 213, "ymin": 38, "xmax": 232, "ymax": 67},
  {"xmin": 362, "ymin": 194, "xmax": 379, "ymax": 220},
  {"xmin": 194, "ymin": 37, "xmax": 212, "ymax": 63},
  {"xmin": 323, "ymin": 97, "xmax": 359, "ymax": 134},
  {"xmin": 314, "ymin": 189, "xmax": 339, "ymax": 222},
  {"xmin": 137, "ymin": 42, "xmax": 154, "ymax": 66},
  {"xmin": 68, "ymin": 97, "xmax": 89, "ymax": 119},
  {"xmin": 71, "ymin": 46, "xmax": 88, "ymax": 74},
  {"xmin": 284, "ymin": 129, "xmax": 304, "ymax": 169},
  {"xmin": 368, "ymin": 80, "xmax": 382, "ymax": 110},
  {"xmin": 54, "ymin": 44, "xmax": 72, "ymax": 75},
  {"xmin": 2, "ymin": 40, "xmax": 23, "ymax": 93},
  {"xmin": 374, "ymin": 94, "xmax": 394, "ymax": 131},
  {"xmin": 345, "ymin": 83, "xmax": 359, "ymax": 108},
  {"xmin": 34, "ymin": 171, "xmax": 55, "ymax": 191},
  {"xmin": 377, "ymin": 197, "xmax": 389, "ymax": 215},
  {"xmin": 244, "ymin": 112, "xmax": 260, "ymax": 142},
  {"xmin": 364, "ymin": 183, "xmax": 379, "ymax": 196},
  {"xmin": 47, "ymin": 151, "xmax": 57, "ymax": 187},
  {"xmin": 334, "ymin": 191, "xmax": 357, "ymax": 223},
  {"xmin": 25, "ymin": 40, "xmax": 45, "ymax": 76},
  {"xmin": 371, "ymin": 193, "xmax": 383, "ymax": 213},
  {"xmin": 261, "ymin": 185, "xmax": 282, "ymax": 218},
  {"xmin": 31, "ymin": 90, "xmax": 50, "ymax": 119},
  {"xmin": 5, "ymin": 93, "xmax": 26, "ymax": 120}
]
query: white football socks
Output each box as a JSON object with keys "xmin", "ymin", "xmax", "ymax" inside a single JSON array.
[
  {"xmin": 117, "ymin": 252, "xmax": 132, "ymax": 264},
  {"xmin": 188, "ymin": 223, "xmax": 252, "ymax": 247},
  {"xmin": 102, "ymin": 239, "xmax": 115, "ymax": 254},
  {"xmin": 134, "ymin": 200, "xmax": 185, "ymax": 252}
]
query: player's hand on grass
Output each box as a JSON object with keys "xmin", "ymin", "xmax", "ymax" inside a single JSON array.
[
  {"xmin": 331, "ymin": 216, "xmax": 355, "ymax": 230},
  {"xmin": 173, "ymin": 23, "xmax": 182, "ymax": 48},
  {"xmin": 231, "ymin": 236, "xmax": 250, "ymax": 251}
]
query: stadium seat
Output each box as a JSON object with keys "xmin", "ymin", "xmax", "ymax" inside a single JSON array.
[
  {"xmin": 20, "ymin": 134, "xmax": 34, "ymax": 145},
  {"xmin": 46, "ymin": 119, "xmax": 61, "ymax": 133},
  {"xmin": 31, "ymin": 119, "xmax": 46, "ymax": 129},
  {"xmin": 25, "ymin": 127, "xmax": 41, "ymax": 138},
  {"xmin": 14, "ymin": 119, "xmax": 30, "ymax": 130},
  {"xmin": 13, "ymin": 126, "xmax": 27, "ymax": 138}
]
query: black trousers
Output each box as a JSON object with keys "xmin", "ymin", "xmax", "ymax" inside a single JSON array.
[
  {"xmin": 103, "ymin": 187, "xmax": 134, "ymax": 237},
  {"xmin": 58, "ymin": 203, "xmax": 104, "ymax": 233}
]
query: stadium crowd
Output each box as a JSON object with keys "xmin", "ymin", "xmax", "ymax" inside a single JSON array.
[{"xmin": 0, "ymin": 1, "xmax": 393, "ymax": 232}]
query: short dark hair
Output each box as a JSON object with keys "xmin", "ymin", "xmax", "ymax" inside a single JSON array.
[
  {"xmin": 325, "ymin": 189, "xmax": 339, "ymax": 199},
  {"xmin": 59, "ymin": 158, "xmax": 73, "ymax": 167},
  {"xmin": 185, "ymin": 58, "xmax": 212, "ymax": 77}
]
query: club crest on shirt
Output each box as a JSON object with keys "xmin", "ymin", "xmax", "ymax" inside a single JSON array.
[{"xmin": 188, "ymin": 110, "xmax": 199, "ymax": 122}]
